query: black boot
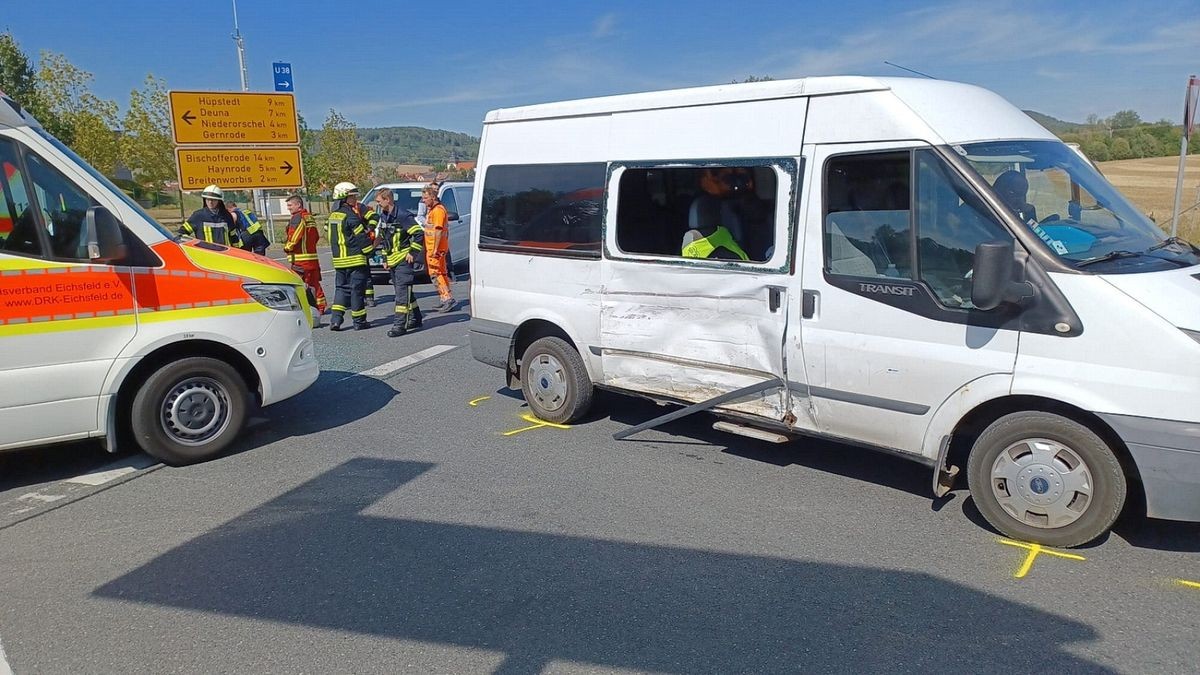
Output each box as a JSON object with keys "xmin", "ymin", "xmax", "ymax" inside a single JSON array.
[{"xmin": 387, "ymin": 325, "xmax": 407, "ymax": 338}]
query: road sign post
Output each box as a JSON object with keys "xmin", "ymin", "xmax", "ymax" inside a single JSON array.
[
  {"xmin": 273, "ymin": 62, "xmax": 294, "ymax": 92},
  {"xmin": 170, "ymin": 89, "xmax": 304, "ymax": 244}
]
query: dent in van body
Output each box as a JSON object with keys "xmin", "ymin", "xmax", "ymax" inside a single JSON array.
[{"xmin": 598, "ymin": 271, "xmax": 788, "ymax": 420}]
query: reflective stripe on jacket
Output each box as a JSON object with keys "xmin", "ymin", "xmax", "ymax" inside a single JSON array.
[
  {"xmin": 681, "ymin": 226, "xmax": 749, "ymax": 261},
  {"xmin": 326, "ymin": 201, "xmax": 378, "ymax": 268},
  {"xmin": 284, "ymin": 210, "xmax": 320, "ymax": 262}
]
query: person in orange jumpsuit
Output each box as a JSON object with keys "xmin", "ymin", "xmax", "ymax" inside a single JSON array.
[
  {"xmin": 421, "ymin": 185, "xmax": 456, "ymax": 312},
  {"xmin": 283, "ymin": 195, "xmax": 328, "ymax": 321}
]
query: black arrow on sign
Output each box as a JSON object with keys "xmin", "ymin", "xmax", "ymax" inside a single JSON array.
[
  {"xmin": 280, "ymin": 161, "xmax": 294, "ymax": 174},
  {"xmin": 181, "ymin": 110, "xmax": 196, "ymax": 125}
]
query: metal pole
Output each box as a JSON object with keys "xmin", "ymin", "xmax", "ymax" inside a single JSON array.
[
  {"xmin": 1172, "ymin": 134, "xmax": 1188, "ymax": 238},
  {"xmin": 232, "ymin": 0, "xmax": 273, "ymax": 248}
]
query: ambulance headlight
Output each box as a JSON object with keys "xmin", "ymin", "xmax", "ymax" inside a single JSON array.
[{"xmin": 244, "ymin": 284, "xmax": 301, "ymax": 311}]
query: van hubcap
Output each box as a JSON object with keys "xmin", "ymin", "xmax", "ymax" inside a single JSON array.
[
  {"xmin": 161, "ymin": 377, "xmax": 230, "ymax": 446},
  {"xmin": 989, "ymin": 438, "xmax": 1093, "ymax": 529},
  {"xmin": 527, "ymin": 353, "xmax": 568, "ymax": 412}
]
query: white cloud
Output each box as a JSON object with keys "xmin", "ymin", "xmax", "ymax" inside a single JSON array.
[{"xmin": 593, "ymin": 12, "xmax": 618, "ymax": 39}]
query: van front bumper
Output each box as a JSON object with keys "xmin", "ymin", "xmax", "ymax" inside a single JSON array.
[
  {"xmin": 1099, "ymin": 413, "xmax": 1200, "ymax": 521},
  {"xmin": 246, "ymin": 311, "xmax": 319, "ymax": 406}
]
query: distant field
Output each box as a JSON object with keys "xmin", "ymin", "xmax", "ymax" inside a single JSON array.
[{"xmin": 1099, "ymin": 154, "xmax": 1200, "ymax": 239}]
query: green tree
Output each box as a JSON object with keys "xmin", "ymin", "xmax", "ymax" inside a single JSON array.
[
  {"xmin": 1107, "ymin": 110, "xmax": 1141, "ymax": 130},
  {"xmin": 309, "ymin": 108, "xmax": 370, "ymax": 193},
  {"xmin": 35, "ymin": 51, "xmax": 121, "ymax": 174},
  {"xmin": 121, "ymin": 74, "xmax": 174, "ymax": 195},
  {"xmin": 1110, "ymin": 137, "xmax": 1133, "ymax": 160},
  {"xmin": 1129, "ymin": 132, "xmax": 1161, "ymax": 159},
  {"xmin": 0, "ymin": 32, "xmax": 70, "ymax": 139},
  {"xmin": 1082, "ymin": 140, "xmax": 1110, "ymax": 162}
]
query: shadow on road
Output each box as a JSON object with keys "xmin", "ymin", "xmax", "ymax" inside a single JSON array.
[
  {"xmin": 95, "ymin": 457, "xmax": 1108, "ymax": 674},
  {"xmin": 601, "ymin": 392, "xmax": 931, "ymax": 498},
  {"xmin": 0, "ymin": 440, "xmax": 131, "ymax": 492}
]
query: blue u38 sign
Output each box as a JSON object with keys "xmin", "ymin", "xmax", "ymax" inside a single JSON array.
[{"xmin": 273, "ymin": 62, "xmax": 293, "ymax": 92}]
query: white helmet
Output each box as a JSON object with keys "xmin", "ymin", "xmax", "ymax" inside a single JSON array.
[
  {"xmin": 333, "ymin": 181, "xmax": 359, "ymax": 200},
  {"xmin": 200, "ymin": 184, "xmax": 224, "ymax": 200}
]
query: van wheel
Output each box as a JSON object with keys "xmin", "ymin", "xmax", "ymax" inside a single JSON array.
[
  {"xmin": 966, "ymin": 412, "xmax": 1126, "ymax": 548},
  {"xmin": 520, "ymin": 336, "xmax": 593, "ymax": 424},
  {"xmin": 130, "ymin": 357, "xmax": 249, "ymax": 466}
]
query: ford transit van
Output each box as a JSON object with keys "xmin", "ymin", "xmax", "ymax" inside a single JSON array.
[{"xmin": 468, "ymin": 76, "xmax": 1200, "ymax": 546}]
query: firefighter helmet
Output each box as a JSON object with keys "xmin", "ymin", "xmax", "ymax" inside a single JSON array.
[
  {"xmin": 333, "ymin": 182, "xmax": 359, "ymax": 200},
  {"xmin": 200, "ymin": 184, "xmax": 224, "ymax": 200}
]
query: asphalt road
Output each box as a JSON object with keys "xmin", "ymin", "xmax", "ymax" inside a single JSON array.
[{"xmin": 0, "ymin": 254, "xmax": 1198, "ymax": 674}]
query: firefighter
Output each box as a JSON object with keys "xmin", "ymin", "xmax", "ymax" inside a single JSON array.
[
  {"xmin": 326, "ymin": 181, "xmax": 378, "ymax": 331},
  {"xmin": 283, "ymin": 194, "xmax": 328, "ymax": 323},
  {"xmin": 180, "ymin": 185, "xmax": 239, "ymax": 247},
  {"xmin": 377, "ymin": 188, "xmax": 425, "ymax": 337},
  {"xmin": 227, "ymin": 199, "xmax": 271, "ymax": 255}
]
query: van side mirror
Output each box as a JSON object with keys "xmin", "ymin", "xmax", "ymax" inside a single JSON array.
[
  {"xmin": 85, "ymin": 205, "xmax": 127, "ymax": 263},
  {"xmin": 446, "ymin": 211, "xmax": 460, "ymax": 221},
  {"xmin": 971, "ymin": 240, "xmax": 1035, "ymax": 311}
]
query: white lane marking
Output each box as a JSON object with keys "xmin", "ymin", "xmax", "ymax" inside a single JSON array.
[
  {"xmin": 63, "ymin": 455, "xmax": 158, "ymax": 487},
  {"xmin": 17, "ymin": 492, "xmax": 65, "ymax": 504},
  {"xmin": 357, "ymin": 345, "xmax": 457, "ymax": 379},
  {"xmin": 0, "ymin": 633, "xmax": 13, "ymax": 675}
]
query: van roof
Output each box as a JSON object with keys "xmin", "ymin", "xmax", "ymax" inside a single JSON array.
[{"xmin": 484, "ymin": 75, "xmax": 1020, "ymax": 121}]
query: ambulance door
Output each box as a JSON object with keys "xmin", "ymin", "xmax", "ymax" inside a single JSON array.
[{"xmin": 0, "ymin": 137, "xmax": 138, "ymax": 448}]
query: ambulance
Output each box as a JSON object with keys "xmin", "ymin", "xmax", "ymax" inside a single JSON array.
[
  {"xmin": 470, "ymin": 76, "xmax": 1200, "ymax": 547},
  {"xmin": 0, "ymin": 91, "xmax": 318, "ymax": 465}
]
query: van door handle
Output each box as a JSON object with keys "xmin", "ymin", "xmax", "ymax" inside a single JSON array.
[
  {"xmin": 802, "ymin": 290, "xmax": 818, "ymax": 319},
  {"xmin": 767, "ymin": 286, "xmax": 785, "ymax": 313}
]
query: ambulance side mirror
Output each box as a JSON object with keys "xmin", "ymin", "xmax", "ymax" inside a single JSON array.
[
  {"xmin": 446, "ymin": 211, "xmax": 460, "ymax": 221},
  {"xmin": 971, "ymin": 240, "xmax": 1036, "ymax": 311},
  {"xmin": 85, "ymin": 206, "xmax": 127, "ymax": 263}
]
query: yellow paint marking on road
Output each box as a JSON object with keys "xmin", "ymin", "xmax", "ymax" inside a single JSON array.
[
  {"xmin": 468, "ymin": 396, "xmax": 492, "ymax": 407},
  {"xmin": 1177, "ymin": 579, "xmax": 1200, "ymax": 590},
  {"xmin": 998, "ymin": 539, "xmax": 1085, "ymax": 579},
  {"xmin": 501, "ymin": 413, "xmax": 571, "ymax": 436}
]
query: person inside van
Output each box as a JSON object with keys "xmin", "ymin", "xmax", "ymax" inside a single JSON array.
[
  {"xmin": 992, "ymin": 170, "xmax": 1038, "ymax": 224},
  {"xmin": 680, "ymin": 168, "xmax": 752, "ymax": 261}
]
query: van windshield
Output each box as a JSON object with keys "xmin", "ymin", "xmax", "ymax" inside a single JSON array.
[
  {"xmin": 959, "ymin": 140, "xmax": 1200, "ymax": 273},
  {"xmin": 33, "ymin": 126, "xmax": 177, "ymax": 241},
  {"xmin": 362, "ymin": 186, "xmax": 423, "ymax": 215}
]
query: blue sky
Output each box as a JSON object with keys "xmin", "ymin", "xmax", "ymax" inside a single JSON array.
[{"xmin": 5, "ymin": 0, "xmax": 1198, "ymax": 136}]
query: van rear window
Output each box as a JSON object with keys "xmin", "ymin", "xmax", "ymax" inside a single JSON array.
[{"xmin": 479, "ymin": 163, "xmax": 606, "ymax": 257}]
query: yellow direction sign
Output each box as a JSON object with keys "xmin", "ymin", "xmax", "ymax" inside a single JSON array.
[
  {"xmin": 169, "ymin": 91, "xmax": 299, "ymax": 145},
  {"xmin": 176, "ymin": 146, "xmax": 304, "ymax": 191}
]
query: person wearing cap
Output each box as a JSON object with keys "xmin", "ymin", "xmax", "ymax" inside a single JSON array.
[
  {"xmin": 326, "ymin": 181, "xmax": 378, "ymax": 331},
  {"xmin": 180, "ymin": 184, "xmax": 239, "ymax": 247}
]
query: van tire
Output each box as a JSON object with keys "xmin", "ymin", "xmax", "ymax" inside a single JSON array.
[
  {"xmin": 520, "ymin": 336, "xmax": 593, "ymax": 424},
  {"xmin": 966, "ymin": 411, "xmax": 1126, "ymax": 548},
  {"xmin": 130, "ymin": 357, "xmax": 249, "ymax": 466}
]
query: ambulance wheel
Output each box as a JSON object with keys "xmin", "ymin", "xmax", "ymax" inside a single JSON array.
[
  {"xmin": 966, "ymin": 411, "xmax": 1126, "ymax": 548},
  {"xmin": 520, "ymin": 336, "xmax": 593, "ymax": 425},
  {"xmin": 131, "ymin": 357, "xmax": 249, "ymax": 466}
]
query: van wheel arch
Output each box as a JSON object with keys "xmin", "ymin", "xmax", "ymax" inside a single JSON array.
[
  {"xmin": 114, "ymin": 340, "xmax": 261, "ymax": 450},
  {"xmin": 946, "ymin": 395, "xmax": 1144, "ymax": 516},
  {"xmin": 508, "ymin": 320, "xmax": 582, "ymax": 386}
]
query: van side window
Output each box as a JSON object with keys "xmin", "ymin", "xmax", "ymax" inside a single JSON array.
[
  {"xmin": 480, "ymin": 163, "xmax": 605, "ymax": 256},
  {"xmin": 24, "ymin": 151, "xmax": 99, "ymax": 262},
  {"xmin": 915, "ymin": 150, "xmax": 1011, "ymax": 308},
  {"xmin": 824, "ymin": 152, "xmax": 913, "ymax": 279},
  {"xmin": 0, "ymin": 139, "xmax": 45, "ymax": 258},
  {"xmin": 616, "ymin": 165, "xmax": 777, "ymax": 262},
  {"xmin": 440, "ymin": 187, "xmax": 458, "ymax": 218}
]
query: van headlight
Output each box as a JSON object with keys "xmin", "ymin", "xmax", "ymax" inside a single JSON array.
[{"xmin": 244, "ymin": 284, "xmax": 301, "ymax": 311}]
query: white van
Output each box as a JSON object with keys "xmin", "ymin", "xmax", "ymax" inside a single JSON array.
[
  {"xmin": 0, "ymin": 91, "xmax": 319, "ymax": 465},
  {"xmin": 468, "ymin": 76, "xmax": 1200, "ymax": 547}
]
